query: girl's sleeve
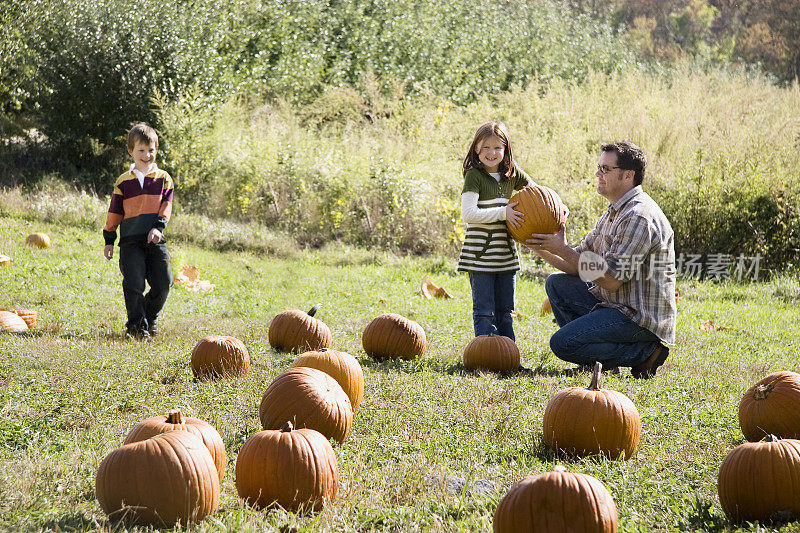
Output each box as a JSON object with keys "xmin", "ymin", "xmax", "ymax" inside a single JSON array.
[
  {"xmin": 515, "ymin": 168, "xmax": 536, "ymax": 189},
  {"xmin": 461, "ymin": 192, "xmax": 506, "ymax": 223}
]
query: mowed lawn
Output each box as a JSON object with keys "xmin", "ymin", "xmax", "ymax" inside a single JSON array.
[{"xmin": 2, "ymin": 214, "xmax": 800, "ymax": 532}]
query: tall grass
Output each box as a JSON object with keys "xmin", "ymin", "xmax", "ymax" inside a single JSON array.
[{"xmin": 159, "ymin": 66, "xmax": 800, "ymax": 272}]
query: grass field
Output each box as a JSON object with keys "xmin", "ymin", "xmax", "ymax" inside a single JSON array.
[{"xmin": 2, "ymin": 206, "xmax": 800, "ymax": 532}]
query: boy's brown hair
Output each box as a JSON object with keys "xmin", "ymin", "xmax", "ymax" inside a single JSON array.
[
  {"xmin": 462, "ymin": 121, "xmax": 517, "ymax": 179},
  {"xmin": 127, "ymin": 123, "xmax": 159, "ymax": 151}
]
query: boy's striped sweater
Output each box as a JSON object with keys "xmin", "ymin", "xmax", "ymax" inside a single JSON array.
[{"xmin": 103, "ymin": 166, "xmax": 174, "ymax": 246}]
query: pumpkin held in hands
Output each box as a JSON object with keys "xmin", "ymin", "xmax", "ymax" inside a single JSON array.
[
  {"xmin": 738, "ymin": 371, "xmax": 800, "ymax": 441},
  {"xmin": 236, "ymin": 421, "xmax": 339, "ymax": 512},
  {"xmin": 0, "ymin": 311, "xmax": 28, "ymax": 333},
  {"xmin": 494, "ymin": 465, "xmax": 618, "ymax": 532},
  {"xmin": 718, "ymin": 435, "xmax": 800, "ymax": 524},
  {"xmin": 268, "ymin": 305, "xmax": 332, "ymax": 353},
  {"xmin": 291, "ymin": 348, "xmax": 364, "ymax": 411},
  {"xmin": 542, "ymin": 362, "xmax": 641, "ymax": 459},
  {"xmin": 123, "ymin": 409, "xmax": 227, "ymax": 483},
  {"xmin": 25, "ymin": 233, "xmax": 51, "ymax": 249},
  {"xmin": 506, "ymin": 185, "xmax": 567, "ymax": 243},
  {"xmin": 362, "ymin": 313, "xmax": 426, "ymax": 360},
  {"xmin": 190, "ymin": 335, "xmax": 250, "ymax": 379},
  {"xmin": 96, "ymin": 431, "xmax": 220, "ymax": 526},
  {"xmin": 259, "ymin": 367, "xmax": 353, "ymax": 444},
  {"xmin": 462, "ymin": 334, "xmax": 520, "ymax": 372}
]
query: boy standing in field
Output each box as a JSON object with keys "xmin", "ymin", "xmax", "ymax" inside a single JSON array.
[{"xmin": 103, "ymin": 123, "xmax": 174, "ymax": 340}]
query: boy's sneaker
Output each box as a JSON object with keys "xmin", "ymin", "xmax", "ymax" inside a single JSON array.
[
  {"xmin": 147, "ymin": 321, "xmax": 158, "ymax": 337},
  {"xmin": 125, "ymin": 328, "xmax": 151, "ymax": 341}
]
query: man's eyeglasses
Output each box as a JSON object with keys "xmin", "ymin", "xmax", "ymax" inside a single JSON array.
[{"xmin": 597, "ymin": 165, "xmax": 621, "ymax": 174}]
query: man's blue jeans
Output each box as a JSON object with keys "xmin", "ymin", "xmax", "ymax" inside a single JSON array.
[
  {"xmin": 469, "ymin": 272, "xmax": 515, "ymax": 341},
  {"xmin": 545, "ymin": 272, "xmax": 660, "ymax": 368}
]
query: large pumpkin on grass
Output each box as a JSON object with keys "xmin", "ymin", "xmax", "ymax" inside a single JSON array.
[
  {"xmin": 718, "ymin": 435, "xmax": 800, "ymax": 523},
  {"xmin": 542, "ymin": 362, "xmax": 640, "ymax": 459},
  {"xmin": 12, "ymin": 310, "xmax": 37, "ymax": 329},
  {"xmin": 190, "ymin": 335, "xmax": 250, "ymax": 379},
  {"xmin": 506, "ymin": 185, "xmax": 567, "ymax": 243},
  {"xmin": 96, "ymin": 431, "xmax": 219, "ymax": 526},
  {"xmin": 25, "ymin": 233, "xmax": 51, "ymax": 249},
  {"xmin": 362, "ymin": 313, "xmax": 426, "ymax": 360},
  {"xmin": 739, "ymin": 371, "xmax": 800, "ymax": 441},
  {"xmin": 0, "ymin": 311, "xmax": 28, "ymax": 333},
  {"xmin": 236, "ymin": 421, "xmax": 339, "ymax": 511},
  {"xmin": 268, "ymin": 305, "xmax": 332, "ymax": 353},
  {"xmin": 291, "ymin": 348, "xmax": 364, "ymax": 411},
  {"xmin": 259, "ymin": 367, "xmax": 352, "ymax": 444},
  {"xmin": 463, "ymin": 334, "xmax": 520, "ymax": 372},
  {"xmin": 494, "ymin": 465, "xmax": 618, "ymax": 532},
  {"xmin": 123, "ymin": 409, "xmax": 227, "ymax": 482}
]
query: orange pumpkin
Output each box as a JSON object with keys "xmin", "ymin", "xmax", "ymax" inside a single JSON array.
[
  {"xmin": 506, "ymin": 185, "xmax": 566, "ymax": 243},
  {"xmin": 268, "ymin": 305, "xmax": 332, "ymax": 353},
  {"xmin": 96, "ymin": 431, "xmax": 220, "ymax": 526},
  {"xmin": 542, "ymin": 362, "xmax": 641, "ymax": 459},
  {"xmin": 362, "ymin": 313, "xmax": 426, "ymax": 360},
  {"xmin": 25, "ymin": 233, "xmax": 51, "ymax": 249},
  {"xmin": 462, "ymin": 334, "xmax": 520, "ymax": 372},
  {"xmin": 12, "ymin": 309, "xmax": 37, "ymax": 329},
  {"xmin": 718, "ymin": 435, "xmax": 800, "ymax": 523},
  {"xmin": 494, "ymin": 465, "xmax": 618, "ymax": 532},
  {"xmin": 0, "ymin": 254, "xmax": 10, "ymax": 266},
  {"xmin": 0, "ymin": 311, "xmax": 28, "ymax": 333},
  {"xmin": 190, "ymin": 335, "xmax": 250, "ymax": 379},
  {"xmin": 739, "ymin": 371, "xmax": 800, "ymax": 441},
  {"xmin": 259, "ymin": 367, "xmax": 352, "ymax": 444},
  {"xmin": 291, "ymin": 348, "xmax": 364, "ymax": 411},
  {"xmin": 236, "ymin": 421, "xmax": 339, "ymax": 511},
  {"xmin": 123, "ymin": 409, "xmax": 227, "ymax": 482}
]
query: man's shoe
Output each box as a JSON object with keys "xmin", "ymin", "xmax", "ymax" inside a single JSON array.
[{"xmin": 631, "ymin": 345, "xmax": 669, "ymax": 379}]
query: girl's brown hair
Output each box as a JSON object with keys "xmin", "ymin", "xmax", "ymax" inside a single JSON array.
[{"xmin": 462, "ymin": 122, "xmax": 517, "ymax": 179}]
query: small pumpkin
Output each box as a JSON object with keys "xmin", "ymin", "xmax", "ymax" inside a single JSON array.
[
  {"xmin": 542, "ymin": 362, "xmax": 641, "ymax": 459},
  {"xmin": 268, "ymin": 304, "xmax": 332, "ymax": 353},
  {"xmin": 190, "ymin": 335, "xmax": 250, "ymax": 379},
  {"xmin": 259, "ymin": 367, "xmax": 352, "ymax": 444},
  {"xmin": 291, "ymin": 348, "xmax": 364, "ymax": 411},
  {"xmin": 494, "ymin": 465, "xmax": 618, "ymax": 532},
  {"xmin": 0, "ymin": 254, "xmax": 10, "ymax": 266},
  {"xmin": 12, "ymin": 309, "xmax": 37, "ymax": 329},
  {"xmin": 718, "ymin": 435, "xmax": 800, "ymax": 524},
  {"xmin": 540, "ymin": 297, "xmax": 552, "ymax": 316},
  {"xmin": 25, "ymin": 233, "xmax": 51, "ymax": 249},
  {"xmin": 96, "ymin": 431, "xmax": 220, "ymax": 526},
  {"xmin": 463, "ymin": 334, "xmax": 520, "ymax": 372},
  {"xmin": 506, "ymin": 185, "xmax": 567, "ymax": 243},
  {"xmin": 123, "ymin": 409, "xmax": 227, "ymax": 482},
  {"xmin": 362, "ymin": 313, "xmax": 426, "ymax": 360},
  {"xmin": 236, "ymin": 421, "xmax": 339, "ymax": 512},
  {"xmin": 0, "ymin": 310, "xmax": 28, "ymax": 333},
  {"xmin": 738, "ymin": 371, "xmax": 800, "ymax": 441}
]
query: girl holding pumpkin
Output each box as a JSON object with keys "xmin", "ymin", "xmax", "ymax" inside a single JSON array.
[{"xmin": 456, "ymin": 122, "xmax": 534, "ymax": 341}]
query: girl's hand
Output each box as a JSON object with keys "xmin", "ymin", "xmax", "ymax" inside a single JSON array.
[{"xmin": 506, "ymin": 201, "xmax": 523, "ymax": 229}]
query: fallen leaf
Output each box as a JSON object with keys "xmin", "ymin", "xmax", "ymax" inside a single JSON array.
[
  {"xmin": 510, "ymin": 310, "xmax": 526, "ymax": 319},
  {"xmin": 540, "ymin": 297, "xmax": 552, "ymax": 316},
  {"xmin": 420, "ymin": 275, "xmax": 454, "ymax": 299},
  {"xmin": 175, "ymin": 265, "xmax": 215, "ymax": 292},
  {"xmin": 0, "ymin": 255, "xmax": 10, "ymax": 266},
  {"xmin": 699, "ymin": 319, "xmax": 727, "ymax": 332}
]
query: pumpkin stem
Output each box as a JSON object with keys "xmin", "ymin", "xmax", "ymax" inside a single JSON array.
[
  {"xmin": 553, "ymin": 465, "xmax": 567, "ymax": 473},
  {"xmin": 763, "ymin": 434, "xmax": 779, "ymax": 442},
  {"xmin": 307, "ymin": 304, "xmax": 321, "ymax": 317},
  {"xmin": 754, "ymin": 383, "xmax": 774, "ymax": 400},
  {"xmin": 282, "ymin": 421, "xmax": 294, "ymax": 432},
  {"xmin": 166, "ymin": 409, "xmax": 185, "ymax": 424},
  {"xmin": 588, "ymin": 362, "xmax": 603, "ymax": 390}
]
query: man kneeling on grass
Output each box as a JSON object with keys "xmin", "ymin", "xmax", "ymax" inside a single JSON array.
[{"xmin": 526, "ymin": 142, "xmax": 676, "ymax": 378}]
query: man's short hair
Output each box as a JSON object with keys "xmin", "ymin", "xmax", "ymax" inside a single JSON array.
[
  {"xmin": 601, "ymin": 142, "xmax": 646, "ymax": 186},
  {"xmin": 127, "ymin": 123, "xmax": 159, "ymax": 151}
]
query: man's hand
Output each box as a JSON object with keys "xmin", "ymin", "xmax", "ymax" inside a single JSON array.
[
  {"xmin": 525, "ymin": 224, "xmax": 567, "ymax": 253},
  {"xmin": 147, "ymin": 228, "xmax": 163, "ymax": 243},
  {"xmin": 506, "ymin": 201, "xmax": 523, "ymax": 229},
  {"xmin": 103, "ymin": 245, "xmax": 114, "ymax": 260}
]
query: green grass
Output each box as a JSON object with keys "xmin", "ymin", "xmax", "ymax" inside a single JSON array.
[{"xmin": 2, "ymin": 207, "xmax": 800, "ymax": 532}]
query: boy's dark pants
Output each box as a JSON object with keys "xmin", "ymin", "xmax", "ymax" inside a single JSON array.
[{"xmin": 119, "ymin": 242, "xmax": 173, "ymax": 332}]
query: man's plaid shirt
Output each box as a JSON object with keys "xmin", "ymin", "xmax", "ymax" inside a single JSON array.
[{"xmin": 575, "ymin": 185, "xmax": 676, "ymax": 344}]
